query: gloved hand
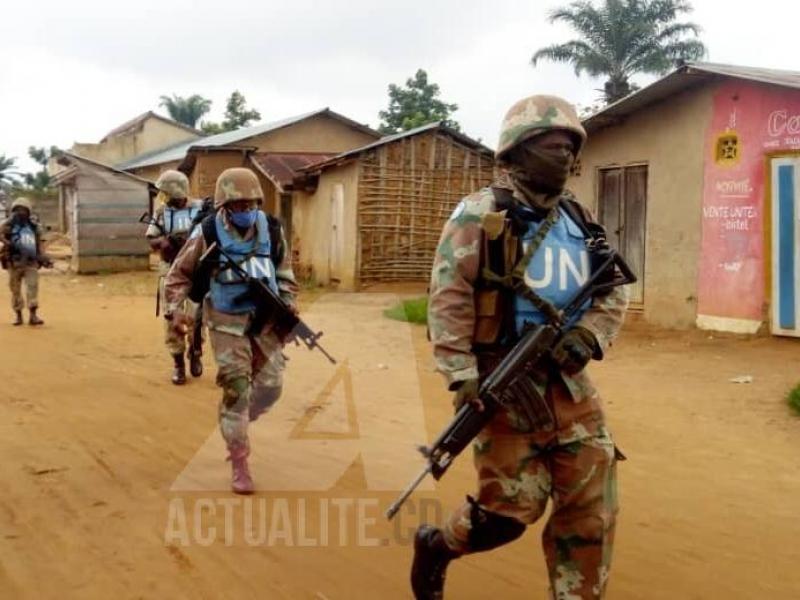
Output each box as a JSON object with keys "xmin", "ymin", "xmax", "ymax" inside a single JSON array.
[
  {"xmin": 551, "ymin": 327, "xmax": 598, "ymax": 375},
  {"xmin": 452, "ymin": 378, "xmax": 484, "ymax": 412},
  {"xmin": 166, "ymin": 310, "xmax": 194, "ymax": 337}
]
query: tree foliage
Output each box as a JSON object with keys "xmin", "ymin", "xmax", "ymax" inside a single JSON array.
[
  {"xmin": 23, "ymin": 146, "xmax": 59, "ymax": 192},
  {"xmin": 201, "ymin": 91, "xmax": 262, "ymax": 134},
  {"xmin": 378, "ymin": 69, "xmax": 460, "ymax": 134},
  {"xmin": 532, "ymin": 0, "xmax": 706, "ymax": 104},
  {"xmin": 0, "ymin": 155, "xmax": 20, "ymax": 189},
  {"xmin": 159, "ymin": 94, "xmax": 212, "ymax": 128}
]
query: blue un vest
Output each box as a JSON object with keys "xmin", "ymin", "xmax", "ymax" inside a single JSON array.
[
  {"xmin": 514, "ymin": 206, "xmax": 592, "ymax": 334},
  {"xmin": 164, "ymin": 204, "xmax": 200, "ymax": 236},
  {"xmin": 11, "ymin": 222, "xmax": 38, "ymax": 261},
  {"xmin": 210, "ymin": 211, "xmax": 278, "ymax": 314}
]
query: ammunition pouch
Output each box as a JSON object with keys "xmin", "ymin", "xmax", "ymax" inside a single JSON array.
[{"xmin": 473, "ymin": 289, "xmax": 504, "ymax": 345}]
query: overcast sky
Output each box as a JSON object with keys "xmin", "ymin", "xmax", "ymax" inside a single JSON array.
[{"xmin": 1, "ymin": 0, "xmax": 798, "ymax": 173}]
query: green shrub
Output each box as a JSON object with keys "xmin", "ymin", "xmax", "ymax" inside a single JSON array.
[
  {"xmin": 384, "ymin": 297, "xmax": 428, "ymax": 324},
  {"xmin": 788, "ymin": 384, "xmax": 800, "ymax": 416}
]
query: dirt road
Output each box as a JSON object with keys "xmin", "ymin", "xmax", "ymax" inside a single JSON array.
[{"xmin": 1, "ymin": 269, "xmax": 799, "ymax": 599}]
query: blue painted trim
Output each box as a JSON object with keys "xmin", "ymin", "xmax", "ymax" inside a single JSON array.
[{"xmin": 778, "ymin": 165, "xmax": 796, "ymax": 330}]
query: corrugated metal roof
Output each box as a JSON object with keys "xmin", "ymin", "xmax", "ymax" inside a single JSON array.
[
  {"xmin": 300, "ymin": 121, "xmax": 493, "ymax": 173},
  {"xmin": 584, "ymin": 62, "xmax": 800, "ymax": 133},
  {"xmin": 250, "ymin": 152, "xmax": 336, "ymax": 191},
  {"xmin": 117, "ymin": 108, "xmax": 379, "ymax": 171},
  {"xmin": 52, "ymin": 151, "xmax": 155, "ymax": 188},
  {"xmin": 690, "ymin": 62, "xmax": 800, "ymax": 90}
]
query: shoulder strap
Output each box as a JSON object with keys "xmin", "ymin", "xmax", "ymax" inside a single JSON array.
[
  {"xmin": 266, "ymin": 214, "xmax": 285, "ymax": 267},
  {"xmin": 201, "ymin": 213, "xmax": 218, "ymax": 248},
  {"xmin": 484, "ymin": 187, "xmax": 563, "ymax": 326},
  {"xmin": 558, "ymin": 197, "xmax": 591, "ymax": 236}
]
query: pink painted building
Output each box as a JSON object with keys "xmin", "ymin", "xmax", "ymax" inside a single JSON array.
[{"xmin": 571, "ymin": 62, "xmax": 800, "ymax": 336}]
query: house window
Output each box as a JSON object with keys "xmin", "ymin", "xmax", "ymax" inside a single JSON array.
[{"xmin": 715, "ymin": 132, "xmax": 740, "ymax": 166}]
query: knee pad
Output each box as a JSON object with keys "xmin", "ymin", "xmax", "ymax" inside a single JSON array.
[
  {"xmin": 466, "ymin": 496, "xmax": 526, "ymax": 553},
  {"xmin": 249, "ymin": 385, "xmax": 282, "ymax": 421}
]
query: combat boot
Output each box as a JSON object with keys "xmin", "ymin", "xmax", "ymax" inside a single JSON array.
[
  {"xmin": 13, "ymin": 310, "xmax": 23, "ymax": 326},
  {"xmin": 188, "ymin": 349, "xmax": 203, "ymax": 378},
  {"xmin": 411, "ymin": 525, "xmax": 461, "ymax": 600},
  {"xmin": 28, "ymin": 308, "xmax": 44, "ymax": 326},
  {"xmin": 228, "ymin": 444, "xmax": 254, "ymax": 495},
  {"xmin": 171, "ymin": 353, "xmax": 187, "ymax": 385}
]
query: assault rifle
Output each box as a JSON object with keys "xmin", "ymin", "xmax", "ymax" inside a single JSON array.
[
  {"xmin": 385, "ymin": 241, "xmax": 636, "ymax": 520},
  {"xmin": 139, "ymin": 212, "xmax": 189, "ymax": 264},
  {"xmin": 202, "ymin": 242, "xmax": 336, "ymax": 365}
]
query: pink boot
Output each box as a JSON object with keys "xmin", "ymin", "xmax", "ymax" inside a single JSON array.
[{"xmin": 228, "ymin": 444, "xmax": 254, "ymax": 495}]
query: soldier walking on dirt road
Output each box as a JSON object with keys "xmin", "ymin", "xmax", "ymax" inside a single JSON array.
[
  {"xmin": 411, "ymin": 96, "xmax": 629, "ymax": 599},
  {"xmin": 1, "ymin": 197, "xmax": 51, "ymax": 326},
  {"xmin": 163, "ymin": 167, "xmax": 298, "ymax": 494},
  {"xmin": 146, "ymin": 170, "xmax": 205, "ymax": 385}
]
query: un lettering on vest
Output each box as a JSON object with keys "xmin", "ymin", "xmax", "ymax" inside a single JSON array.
[
  {"xmin": 523, "ymin": 246, "xmax": 590, "ymax": 293},
  {"xmin": 16, "ymin": 229, "xmax": 37, "ymax": 257},
  {"xmin": 166, "ymin": 208, "xmax": 197, "ymax": 234},
  {"xmin": 218, "ymin": 256, "xmax": 274, "ymax": 283}
]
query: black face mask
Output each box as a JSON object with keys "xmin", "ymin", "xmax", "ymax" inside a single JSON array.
[
  {"xmin": 11, "ymin": 211, "xmax": 29, "ymax": 225},
  {"xmin": 511, "ymin": 145, "xmax": 574, "ymax": 196}
]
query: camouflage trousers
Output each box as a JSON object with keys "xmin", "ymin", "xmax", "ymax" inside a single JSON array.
[
  {"xmin": 205, "ymin": 308, "xmax": 285, "ymax": 454},
  {"xmin": 8, "ymin": 265, "xmax": 39, "ymax": 311},
  {"xmin": 159, "ymin": 263, "xmax": 202, "ymax": 355},
  {"xmin": 443, "ymin": 378, "xmax": 620, "ymax": 600}
]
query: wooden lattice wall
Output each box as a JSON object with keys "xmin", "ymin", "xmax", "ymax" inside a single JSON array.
[{"xmin": 357, "ymin": 131, "xmax": 495, "ymax": 283}]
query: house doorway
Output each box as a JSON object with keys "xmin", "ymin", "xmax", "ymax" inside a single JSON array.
[
  {"xmin": 597, "ymin": 165, "xmax": 648, "ymax": 305},
  {"xmin": 770, "ymin": 156, "xmax": 800, "ymax": 337},
  {"xmin": 329, "ymin": 183, "xmax": 345, "ymax": 283}
]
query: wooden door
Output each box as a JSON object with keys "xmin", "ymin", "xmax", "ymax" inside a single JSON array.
[
  {"xmin": 329, "ymin": 183, "xmax": 345, "ymax": 283},
  {"xmin": 598, "ymin": 166, "xmax": 647, "ymax": 304}
]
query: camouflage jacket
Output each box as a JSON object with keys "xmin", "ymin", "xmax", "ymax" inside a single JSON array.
[
  {"xmin": 428, "ymin": 176, "xmax": 629, "ymax": 401},
  {"xmin": 164, "ymin": 209, "xmax": 298, "ymax": 337},
  {"xmin": 0, "ymin": 217, "xmax": 44, "ymax": 268}
]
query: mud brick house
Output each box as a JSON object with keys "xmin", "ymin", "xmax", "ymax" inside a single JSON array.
[
  {"xmin": 570, "ymin": 62, "xmax": 800, "ymax": 336},
  {"xmin": 70, "ymin": 111, "xmax": 204, "ymax": 167},
  {"xmin": 292, "ymin": 123, "xmax": 496, "ymax": 290},
  {"xmin": 118, "ymin": 109, "xmax": 380, "ymax": 223}
]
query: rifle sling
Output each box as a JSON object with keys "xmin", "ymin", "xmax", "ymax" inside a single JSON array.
[{"xmin": 481, "ymin": 188, "xmax": 562, "ymax": 327}]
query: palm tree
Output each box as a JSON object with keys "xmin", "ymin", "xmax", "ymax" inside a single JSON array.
[
  {"xmin": 0, "ymin": 155, "xmax": 20, "ymax": 188},
  {"xmin": 158, "ymin": 94, "xmax": 212, "ymax": 128},
  {"xmin": 532, "ymin": 0, "xmax": 706, "ymax": 104}
]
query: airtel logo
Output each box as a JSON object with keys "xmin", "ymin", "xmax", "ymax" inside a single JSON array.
[{"xmin": 768, "ymin": 110, "xmax": 800, "ymax": 137}]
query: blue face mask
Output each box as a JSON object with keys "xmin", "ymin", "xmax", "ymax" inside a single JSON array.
[{"xmin": 229, "ymin": 209, "xmax": 258, "ymax": 229}]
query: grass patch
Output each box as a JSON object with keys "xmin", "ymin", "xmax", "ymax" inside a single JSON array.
[
  {"xmin": 384, "ymin": 296, "xmax": 428, "ymax": 324},
  {"xmin": 788, "ymin": 384, "xmax": 800, "ymax": 416}
]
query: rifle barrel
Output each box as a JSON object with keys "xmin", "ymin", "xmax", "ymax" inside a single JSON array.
[{"xmin": 385, "ymin": 464, "xmax": 432, "ymax": 520}]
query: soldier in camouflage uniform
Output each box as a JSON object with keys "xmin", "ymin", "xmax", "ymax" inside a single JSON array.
[
  {"xmin": 164, "ymin": 167, "xmax": 298, "ymax": 494},
  {"xmin": 0, "ymin": 197, "xmax": 51, "ymax": 326},
  {"xmin": 411, "ymin": 96, "xmax": 629, "ymax": 599},
  {"xmin": 146, "ymin": 170, "xmax": 205, "ymax": 385}
]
